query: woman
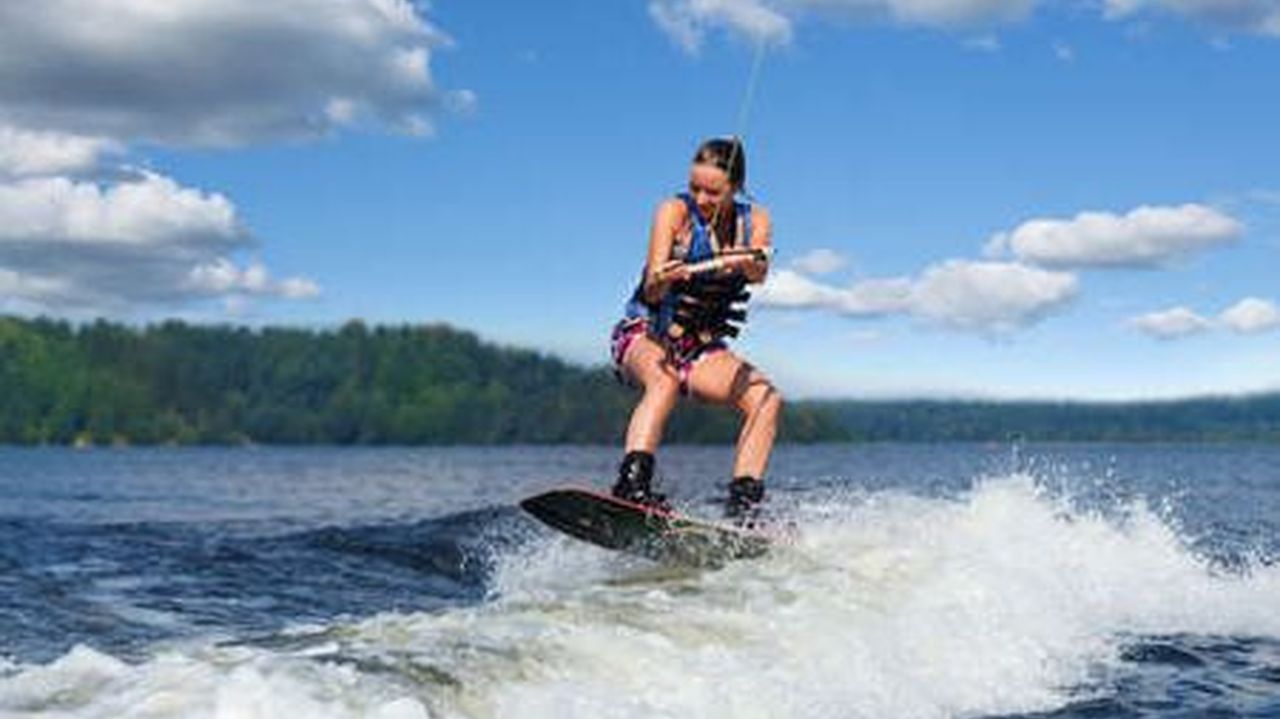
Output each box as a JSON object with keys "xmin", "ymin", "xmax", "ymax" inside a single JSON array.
[{"xmin": 609, "ymin": 137, "xmax": 781, "ymax": 523}]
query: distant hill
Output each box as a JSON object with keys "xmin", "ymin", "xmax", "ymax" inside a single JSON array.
[
  {"xmin": 816, "ymin": 395, "xmax": 1280, "ymax": 442},
  {"xmin": 3, "ymin": 316, "xmax": 1276, "ymax": 446},
  {"xmin": 0, "ymin": 316, "xmax": 847, "ymax": 446}
]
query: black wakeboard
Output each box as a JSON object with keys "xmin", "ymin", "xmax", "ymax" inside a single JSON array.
[{"xmin": 520, "ymin": 486, "xmax": 771, "ymax": 566}]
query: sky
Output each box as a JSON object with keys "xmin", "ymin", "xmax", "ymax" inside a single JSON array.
[{"xmin": 1, "ymin": 0, "xmax": 1278, "ymax": 401}]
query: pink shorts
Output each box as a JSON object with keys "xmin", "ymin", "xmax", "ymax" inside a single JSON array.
[{"xmin": 610, "ymin": 318, "xmax": 726, "ymax": 395}]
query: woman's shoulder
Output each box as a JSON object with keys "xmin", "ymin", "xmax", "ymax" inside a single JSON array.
[{"xmin": 654, "ymin": 196, "xmax": 690, "ymax": 222}]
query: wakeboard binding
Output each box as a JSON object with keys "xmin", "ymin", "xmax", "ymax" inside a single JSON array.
[
  {"xmin": 725, "ymin": 476, "xmax": 765, "ymax": 528},
  {"xmin": 611, "ymin": 450, "xmax": 672, "ymax": 513}
]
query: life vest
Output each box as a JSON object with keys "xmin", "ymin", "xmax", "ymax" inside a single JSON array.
[{"xmin": 624, "ymin": 193, "xmax": 754, "ymax": 352}]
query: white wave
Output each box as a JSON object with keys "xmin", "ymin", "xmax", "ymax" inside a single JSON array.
[{"xmin": 3, "ymin": 474, "xmax": 1278, "ymax": 719}]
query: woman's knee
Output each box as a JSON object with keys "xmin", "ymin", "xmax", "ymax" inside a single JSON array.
[
  {"xmin": 762, "ymin": 387, "xmax": 783, "ymax": 416},
  {"xmin": 740, "ymin": 380, "xmax": 782, "ymax": 419},
  {"xmin": 642, "ymin": 370, "xmax": 681, "ymax": 404},
  {"xmin": 758, "ymin": 386, "xmax": 783, "ymax": 422}
]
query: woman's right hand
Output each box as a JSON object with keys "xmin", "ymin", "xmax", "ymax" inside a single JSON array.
[
  {"xmin": 643, "ymin": 259, "xmax": 691, "ymax": 304},
  {"xmin": 651, "ymin": 259, "xmax": 692, "ymax": 285}
]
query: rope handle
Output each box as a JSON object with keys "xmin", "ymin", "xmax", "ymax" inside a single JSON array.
[{"xmin": 684, "ymin": 247, "xmax": 773, "ymax": 276}]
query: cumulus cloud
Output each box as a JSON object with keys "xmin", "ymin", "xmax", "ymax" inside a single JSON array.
[
  {"xmin": 187, "ymin": 259, "xmax": 321, "ymax": 300},
  {"xmin": 757, "ymin": 268, "xmax": 855, "ymax": 309},
  {"xmin": 0, "ymin": 0, "xmax": 462, "ymax": 146},
  {"xmin": 758, "ymin": 260, "xmax": 1076, "ymax": 334},
  {"xmin": 984, "ymin": 203, "xmax": 1243, "ymax": 269},
  {"xmin": 1129, "ymin": 306, "xmax": 1213, "ymax": 339},
  {"xmin": 909, "ymin": 260, "xmax": 1078, "ymax": 333},
  {"xmin": 790, "ymin": 248, "xmax": 849, "ymax": 274},
  {"xmin": 0, "ymin": 173, "xmax": 242, "ymax": 248},
  {"xmin": 1128, "ymin": 297, "xmax": 1280, "ymax": 340},
  {"xmin": 0, "ymin": 171, "xmax": 319, "ymax": 313},
  {"xmin": 648, "ymin": 0, "xmax": 1032, "ymax": 49},
  {"xmin": 0, "ymin": 0, "xmax": 461, "ymax": 317},
  {"xmin": 0, "ymin": 126, "xmax": 123, "ymax": 179},
  {"xmin": 1220, "ymin": 297, "xmax": 1280, "ymax": 334},
  {"xmin": 1104, "ymin": 0, "xmax": 1280, "ymax": 36},
  {"xmin": 759, "ymin": 201, "xmax": 1252, "ymax": 339},
  {"xmin": 0, "ymin": 269, "xmax": 73, "ymax": 314},
  {"xmin": 649, "ymin": 0, "xmax": 793, "ymax": 51},
  {"xmin": 650, "ymin": 0, "xmax": 1280, "ymax": 48},
  {"xmin": 758, "ymin": 268, "xmax": 912, "ymax": 315}
]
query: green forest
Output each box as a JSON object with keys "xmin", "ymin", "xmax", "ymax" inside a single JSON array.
[
  {"xmin": 822, "ymin": 396, "xmax": 1280, "ymax": 442},
  {"xmin": 0, "ymin": 316, "xmax": 846, "ymax": 445},
  {"xmin": 1, "ymin": 316, "xmax": 1277, "ymax": 446}
]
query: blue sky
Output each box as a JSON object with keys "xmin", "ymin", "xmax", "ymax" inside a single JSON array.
[{"xmin": 1, "ymin": 0, "xmax": 1278, "ymax": 400}]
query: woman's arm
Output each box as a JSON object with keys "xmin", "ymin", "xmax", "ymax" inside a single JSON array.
[
  {"xmin": 727, "ymin": 205, "xmax": 771, "ymax": 283},
  {"xmin": 642, "ymin": 198, "xmax": 690, "ymax": 304}
]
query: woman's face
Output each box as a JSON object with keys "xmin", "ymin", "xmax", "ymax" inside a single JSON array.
[{"xmin": 688, "ymin": 162, "xmax": 733, "ymax": 220}]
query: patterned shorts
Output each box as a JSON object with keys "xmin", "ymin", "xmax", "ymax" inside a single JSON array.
[{"xmin": 610, "ymin": 318, "xmax": 726, "ymax": 395}]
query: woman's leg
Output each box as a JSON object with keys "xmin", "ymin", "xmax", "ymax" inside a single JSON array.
[
  {"xmin": 686, "ymin": 350, "xmax": 783, "ymax": 479},
  {"xmin": 613, "ymin": 335, "xmax": 681, "ymax": 505},
  {"xmin": 620, "ymin": 335, "xmax": 681, "ymax": 452}
]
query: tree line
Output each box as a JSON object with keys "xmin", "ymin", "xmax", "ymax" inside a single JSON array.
[
  {"xmin": 2, "ymin": 316, "xmax": 1277, "ymax": 446},
  {"xmin": 819, "ymin": 395, "xmax": 1280, "ymax": 442},
  {"xmin": 0, "ymin": 316, "xmax": 847, "ymax": 445}
]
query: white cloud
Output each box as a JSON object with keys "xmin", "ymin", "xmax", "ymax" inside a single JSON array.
[
  {"xmin": 650, "ymin": 0, "xmax": 1280, "ymax": 48},
  {"xmin": 756, "ymin": 269, "xmax": 912, "ymax": 315},
  {"xmin": 0, "ymin": 268, "xmax": 74, "ymax": 313},
  {"xmin": 909, "ymin": 260, "xmax": 1078, "ymax": 333},
  {"xmin": 0, "ymin": 172, "xmax": 242, "ymax": 248},
  {"xmin": 0, "ymin": 172, "xmax": 319, "ymax": 312},
  {"xmin": 1104, "ymin": 0, "xmax": 1145, "ymax": 19},
  {"xmin": 0, "ymin": 126, "xmax": 122, "ymax": 178},
  {"xmin": 649, "ymin": 0, "xmax": 793, "ymax": 52},
  {"xmin": 0, "ymin": 0, "xmax": 457, "ymax": 318},
  {"xmin": 758, "ymin": 260, "xmax": 1076, "ymax": 334},
  {"xmin": 1052, "ymin": 40, "xmax": 1076, "ymax": 61},
  {"xmin": 0, "ymin": 0, "xmax": 462, "ymax": 146},
  {"xmin": 842, "ymin": 277, "xmax": 916, "ymax": 315},
  {"xmin": 1104, "ymin": 0, "xmax": 1280, "ymax": 37},
  {"xmin": 188, "ymin": 259, "xmax": 321, "ymax": 300},
  {"xmin": 1128, "ymin": 297, "xmax": 1280, "ymax": 340},
  {"xmin": 445, "ymin": 89, "xmax": 480, "ymax": 116},
  {"xmin": 756, "ymin": 268, "xmax": 850, "ymax": 309},
  {"xmin": 650, "ymin": 2, "xmax": 709, "ymax": 53},
  {"xmin": 649, "ymin": 0, "xmax": 1031, "ymax": 49},
  {"xmin": 1220, "ymin": 297, "xmax": 1280, "ymax": 334},
  {"xmin": 984, "ymin": 203, "xmax": 1242, "ymax": 269},
  {"xmin": 790, "ymin": 248, "xmax": 849, "ymax": 274},
  {"xmin": 324, "ymin": 98, "xmax": 360, "ymax": 127},
  {"xmin": 1129, "ymin": 306, "xmax": 1213, "ymax": 339}
]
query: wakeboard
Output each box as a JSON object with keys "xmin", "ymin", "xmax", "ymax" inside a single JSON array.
[{"xmin": 520, "ymin": 486, "xmax": 772, "ymax": 566}]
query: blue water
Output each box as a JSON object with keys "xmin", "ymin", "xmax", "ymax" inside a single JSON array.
[{"xmin": 1, "ymin": 444, "xmax": 1278, "ymax": 718}]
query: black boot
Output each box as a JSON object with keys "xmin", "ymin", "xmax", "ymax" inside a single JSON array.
[
  {"xmin": 611, "ymin": 451, "xmax": 670, "ymax": 511},
  {"xmin": 725, "ymin": 476, "xmax": 765, "ymax": 527}
]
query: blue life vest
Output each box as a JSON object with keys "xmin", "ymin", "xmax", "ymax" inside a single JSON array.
[{"xmin": 624, "ymin": 193, "xmax": 754, "ymax": 345}]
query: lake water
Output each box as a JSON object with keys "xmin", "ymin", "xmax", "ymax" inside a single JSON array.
[{"xmin": 1, "ymin": 444, "xmax": 1278, "ymax": 718}]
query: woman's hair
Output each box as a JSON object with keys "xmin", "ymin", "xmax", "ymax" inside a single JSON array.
[{"xmin": 693, "ymin": 136, "xmax": 747, "ymax": 189}]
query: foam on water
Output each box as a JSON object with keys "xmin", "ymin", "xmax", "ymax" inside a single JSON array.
[{"xmin": 3, "ymin": 474, "xmax": 1278, "ymax": 719}]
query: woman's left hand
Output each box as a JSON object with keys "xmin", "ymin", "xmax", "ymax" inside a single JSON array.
[{"xmin": 721, "ymin": 251, "xmax": 768, "ymax": 280}]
